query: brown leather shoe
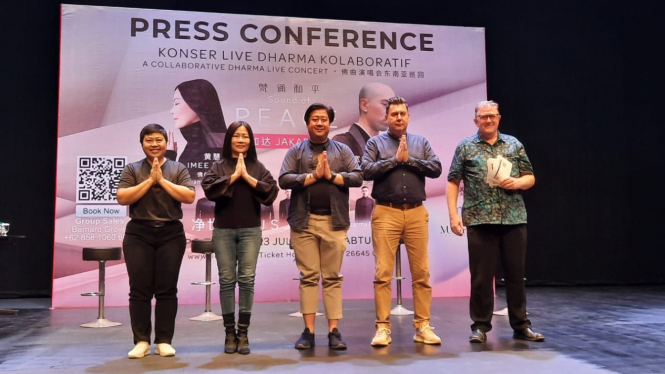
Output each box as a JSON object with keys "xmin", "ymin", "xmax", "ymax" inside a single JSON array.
[{"xmin": 513, "ymin": 328, "xmax": 545, "ymax": 342}]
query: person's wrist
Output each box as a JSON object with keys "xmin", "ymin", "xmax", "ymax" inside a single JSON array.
[{"xmin": 327, "ymin": 173, "xmax": 336, "ymax": 182}]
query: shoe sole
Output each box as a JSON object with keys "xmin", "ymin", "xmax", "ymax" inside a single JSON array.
[
  {"xmin": 370, "ymin": 338, "xmax": 392, "ymax": 346},
  {"xmin": 329, "ymin": 344, "xmax": 347, "ymax": 350},
  {"xmin": 155, "ymin": 350, "xmax": 175, "ymax": 357},
  {"xmin": 513, "ymin": 335, "xmax": 545, "ymax": 342},
  {"xmin": 295, "ymin": 344, "xmax": 313, "ymax": 349},
  {"xmin": 127, "ymin": 349, "xmax": 150, "ymax": 359},
  {"xmin": 469, "ymin": 337, "xmax": 486, "ymax": 343},
  {"xmin": 413, "ymin": 335, "xmax": 441, "ymax": 345}
]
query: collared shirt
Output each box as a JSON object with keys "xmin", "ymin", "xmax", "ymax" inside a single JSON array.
[
  {"xmin": 279, "ymin": 139, "xmax": 363, "ymax": 231},
  {"xmin": 118, "ymin": 158, "xmax": 195, "ymax": 221},
  {"xmin": 362, "ymin": 131, "xmax": 442, "ymax": 204},
  {"xmin": 447, "ymin": 131, "xmax": 534, "ymax": 225}
]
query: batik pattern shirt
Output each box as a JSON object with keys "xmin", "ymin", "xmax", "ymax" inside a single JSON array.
[{"xmin": 447, "ymin": 132, "xmax": 533, "ymax": 225}]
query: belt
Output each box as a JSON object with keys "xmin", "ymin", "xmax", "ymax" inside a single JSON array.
[
  {"xmin": 376, "ymin": 201, "xmax": 423, "ymax": 210},
  {"xmin": 132, "ymin": 220, "xmax": 179, "ymax": 227}
]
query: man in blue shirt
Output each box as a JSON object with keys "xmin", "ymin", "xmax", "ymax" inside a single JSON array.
[{"xmin": 362, "ymin": 96, "xmax": 443, "ymax": 346}]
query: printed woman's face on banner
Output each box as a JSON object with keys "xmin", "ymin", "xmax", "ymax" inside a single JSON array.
[{"xmin": 171, "ymin": 89, "xmax": 200, "ymax": 129}]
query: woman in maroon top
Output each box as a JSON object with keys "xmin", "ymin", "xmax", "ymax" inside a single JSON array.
[{"xmin": 201, "ymin": 121, "xmax": 278, "ymax": 355}]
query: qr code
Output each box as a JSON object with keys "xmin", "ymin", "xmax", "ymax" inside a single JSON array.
[{"xmin": 76, "ymin": 156, "xmax": 127, "ymax": 203}]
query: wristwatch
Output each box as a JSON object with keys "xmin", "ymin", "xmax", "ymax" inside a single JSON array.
[{"xmin": 328, "ymin": 173, "xmax": 337, "ymax": 182}]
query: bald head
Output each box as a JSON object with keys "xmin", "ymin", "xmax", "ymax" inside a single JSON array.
[{"xmin": 358, "ymin": 82, "xmax": 395, "ymax": 135}]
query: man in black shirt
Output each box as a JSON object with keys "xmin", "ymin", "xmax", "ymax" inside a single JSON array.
[
  {"xmin": 279, "ymin": 103, "xmax": 363, "ymax": 350},
  {"xmin": 355, "ymin": 185, "xmax": 375, "ymax": 222},
  {"xmin": 362, "ymin": 97, "xmax": 442, "ymax": 346},
  {"xmin": 278, "ymin": 189, "xmax": 291, "ymax": 226},
  {"xmin": 332, "ymin": 82, "xmax": 395, "ymax": 162}
]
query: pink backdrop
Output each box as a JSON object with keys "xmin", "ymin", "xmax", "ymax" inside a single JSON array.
[{"xmin": 54, "ymin": 4, "xmax": 487, "ymax": 308}]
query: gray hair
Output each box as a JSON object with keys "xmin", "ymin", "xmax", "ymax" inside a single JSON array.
[{"xmin": 474, "ymin": 100, "xmax": 499, "ymax": 116}]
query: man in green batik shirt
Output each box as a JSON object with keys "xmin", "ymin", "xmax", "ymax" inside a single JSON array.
[{"xmin": 446, "ymin": 100, "xmax": 545, "ymax": 344}]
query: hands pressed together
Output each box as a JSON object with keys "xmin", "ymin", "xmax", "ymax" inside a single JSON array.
[
  {"xmin": 149, "ymin": 157, "xmax": 163, "ymax": 185},
  {"xmin": 396, "ymin": 135, "xmax": 409, "ymax": 163},
  {"xmin": 313, "ymin": 151, "xmax": 333, "ymax": 181}
]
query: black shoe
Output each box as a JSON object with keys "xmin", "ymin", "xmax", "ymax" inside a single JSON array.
[
  {"xmin": 469, "ymin": 329, "xmax": 487, "ymax": 343},
  {"xmin": 328, "ymin": 328, "xmax": 347, "ymax": 350},
  {"xmin": 295, "ymin": 328, "xmax": 315, "ymax": 349},
  {"xmin": 513, "ymin": 328, "xmax": 545, "ymax": 342},
  {"xmin": 224, "ymin": 330, "xmax": 238, "ymax": 354}
]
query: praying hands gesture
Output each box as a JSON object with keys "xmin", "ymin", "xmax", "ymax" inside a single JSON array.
[
  {"xmin": 231, "ymin": 153, "xmax": 258, "ymax": 187},
  {"xmin": 396, "ymin": 135, "xmax": 409, "ymax": 163},
  {"xmin": 314, "ymin": 151, "xmax": 332, "ymax": 181},
  {"xmin": 150, "ymin": 157, "xmax": 163, "ymax": 185}
]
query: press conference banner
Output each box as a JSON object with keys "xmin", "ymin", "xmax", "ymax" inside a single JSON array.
[{"xmin": 54, "ymin": 4, "xmax": 486, "ymax": 308}]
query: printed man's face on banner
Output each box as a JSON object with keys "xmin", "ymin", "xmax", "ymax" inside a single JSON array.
[{"xmin": 364, "ymin": 85, "xmax": 395, "ymax": 133}]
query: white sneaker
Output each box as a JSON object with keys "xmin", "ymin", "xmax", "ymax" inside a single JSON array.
[
  {"xmin": 371, "ymin": 328, "xmax": 392, "ymax": 346},
  {"xmin": 155, "ymin": 343, "xmax": 176, "ymax": 357},
  {"xmin": 413, "ymin": 324, "xmax": 441, "ymax": 345},
  {"xmin": 127, "ymin": 341, "xmax": 150, "ymax": 359}
]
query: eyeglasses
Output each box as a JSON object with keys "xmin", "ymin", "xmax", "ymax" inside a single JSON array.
[{"xmin": 476, "ymin": 114, "xmax": 500, "ymax": 120}]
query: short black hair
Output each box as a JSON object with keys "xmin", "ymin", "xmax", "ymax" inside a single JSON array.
[
  {"xmin": 304, "ymin": 103, "xmax": 335, "ymax": 124},
  {"xmin": 140, "ymin": 124, "xmax": 168, "ymax": 143},
  {"xmin": 385, "ymin": 96, "xmax": 409, "ymax": 115},
  {"xmin": 221, "ymin": 121, "xmax": 257, "ymax": 161}
]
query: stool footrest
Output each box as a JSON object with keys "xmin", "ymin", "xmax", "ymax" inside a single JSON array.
[
  {"xmin": 392, "ymin": 276, "xmax": 406, "ymax": 280},
  {"xmin": 80, "ymin": 318, "xmax": 122, "ymax": 328},
  {"xmin": 190, "ymin": 312, "xmax": 223, "ymax": 322},
  {"xmin": 390, "ymin": 305, "xmax": 414, "ymax": 315},
  {"xmin": 191, "ymin": 281, "xmax": 215, "ymax": 286},
  {"xmin": 81, "ymin": 292, "xmax": 102, "ymax": 297},
  {"xmin": 289, "ymin": 311, "xmax": 324, "ymax": 317}
]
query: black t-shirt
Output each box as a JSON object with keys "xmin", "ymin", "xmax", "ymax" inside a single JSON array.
[
  {"xmin": 308, "ymin": 142, "xmax": 331, "ymax": 215},
  {"xmin": 118, "ymin": 159, "xmax": 195, "ymax": 221}
]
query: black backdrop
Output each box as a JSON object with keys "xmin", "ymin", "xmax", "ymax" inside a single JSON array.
[{"xmin": 0, "ymin": 1, "xmax": 661, "ymax": 298}]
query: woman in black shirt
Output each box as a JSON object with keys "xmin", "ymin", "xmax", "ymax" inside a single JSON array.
[{"xmin": 201, "ymin": 121, "xmax": 278, "ymax": 355}]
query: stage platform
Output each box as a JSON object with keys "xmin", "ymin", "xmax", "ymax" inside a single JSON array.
[{"xmin": 1, "ymin": 286, "xmax": 664, "ymax": 374}]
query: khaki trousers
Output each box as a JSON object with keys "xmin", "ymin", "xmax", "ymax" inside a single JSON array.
[
  {"xmin": 291, "ymin": 214, "xmax": 348, "ymax": 320},
  {"xmin": 372, "ymin": 204, "xmax": 431, "ymax": 329}
]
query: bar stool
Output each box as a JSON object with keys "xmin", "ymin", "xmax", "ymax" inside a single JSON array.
[
  {"xmin": 391, "ymin": 237, "xmax": 414, "ymax": 315},
  {"xmin": 190, "ymin": 239, "xmax": 223, "ymax": 321},
  {"xmin": 80, "ymin": 246, "xmax": 122, "ymax": 328}
]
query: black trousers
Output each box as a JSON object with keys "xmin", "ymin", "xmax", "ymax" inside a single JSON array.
[
  {"xmin": 467, "ymin": 224, "xmax": 531, "ymax": 333},
  {"xmin": 122, "ymin": 220, "xmax": 186, "ymax": 344}
]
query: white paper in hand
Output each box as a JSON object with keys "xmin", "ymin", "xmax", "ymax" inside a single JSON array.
[{"xmin": 486, "ymin": 155, "xmax": 512, "ymax": 187}]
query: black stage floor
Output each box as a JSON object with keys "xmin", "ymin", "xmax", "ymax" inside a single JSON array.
[{"xmin": 1, "ymin": 286, "xmax": 664, "ymax": 374}]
